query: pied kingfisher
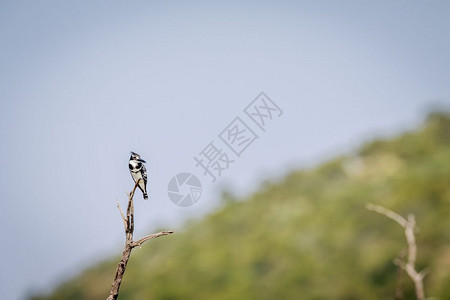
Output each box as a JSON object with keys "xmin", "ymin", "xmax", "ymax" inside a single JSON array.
[{"xmin": 128, "ymin": 151, "xmax": 148, "ymax": 200}]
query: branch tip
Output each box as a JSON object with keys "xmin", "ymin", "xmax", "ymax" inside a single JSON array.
[{"xmin": 368, "ymin": 204, "xmax": 426, "ymax": 300}]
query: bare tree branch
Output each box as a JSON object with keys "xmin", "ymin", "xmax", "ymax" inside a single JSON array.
[
  {"xmin": 366, "ymin": 204, "xmax": 407, "ymax": 228},
  {"xmin": 107, "ymin": 180, "xmax": 174, "ymax": 300},
  {"xmin": 131, "ymin": 231, "xmax": 174, "ymax": 248},
  {"xmin": 366, "ymin": 204, "xmax": 427, "ymax": 300},
  {"xmin": 116, "ymin": 200, "xmax": 127, "ymax": 231}
]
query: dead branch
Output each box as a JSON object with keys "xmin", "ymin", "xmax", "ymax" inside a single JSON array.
[
  {"xmin": 107, "ymin": 180, "xmax": 174, "ymax": 300},
  {"xmin": 366, "ymin": 204, "xmax": 427, "ymax": 300}
]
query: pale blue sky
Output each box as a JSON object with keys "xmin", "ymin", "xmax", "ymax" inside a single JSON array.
[{"xmin": 1, "ymin": 1, "xmax": 449, "ymax": 299}]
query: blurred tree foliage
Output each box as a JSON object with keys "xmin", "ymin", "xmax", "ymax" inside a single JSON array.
[{"xmin": 31, "ymin": 112, "xmax": 450, "ymax": 300}]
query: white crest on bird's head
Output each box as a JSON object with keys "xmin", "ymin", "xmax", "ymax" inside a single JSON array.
[{"xmin": 130, "ymin": 151, "xmax": 146, "ymax": 163}]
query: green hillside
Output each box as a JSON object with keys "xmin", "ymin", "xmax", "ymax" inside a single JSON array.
[{"xmin": 31, "ymin": 112, "xmax": 450, "ymax": 300}]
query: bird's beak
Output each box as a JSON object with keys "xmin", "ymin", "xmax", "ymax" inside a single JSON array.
[{"xmin": 138, "ymin": 158, "xmax": 146, "ymax": 163}]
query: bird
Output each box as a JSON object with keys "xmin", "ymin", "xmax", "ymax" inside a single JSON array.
[{"xmin": 128, "ymin": 151, "xmax": 148, "ymax": 200}]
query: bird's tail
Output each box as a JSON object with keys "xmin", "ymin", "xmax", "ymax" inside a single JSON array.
[{"xmin": 143, "ymin": 193, "xmax": 148, "ymax": 200}]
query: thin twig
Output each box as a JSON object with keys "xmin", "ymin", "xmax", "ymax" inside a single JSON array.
[
  {"xmin": 131, "ymin": 231, "xmax": 174, "ymax": 248},
  {"xmin": 107, "ymin": 180, "xmax": 174, "ymax": 300},
  {"xmin": 116, "ymin": 200, "xmax": 127, "ymax": 230},
  {"xmin": 366, "ymin": 204, "xmax": 427, "ymax": 300},
  {"xmin": 366, "ymin": 204, "xmax": 407, "ymax": 228}
]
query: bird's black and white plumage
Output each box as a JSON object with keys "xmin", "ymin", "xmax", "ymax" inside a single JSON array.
[{"xmin": 129, "ymin": 151, "xmax": 148, "ymax": 200}]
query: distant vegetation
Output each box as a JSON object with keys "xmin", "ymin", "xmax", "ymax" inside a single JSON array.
[{"xmin": 31, "ymin": 112, "xmax": 450, "ymax": 300}]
